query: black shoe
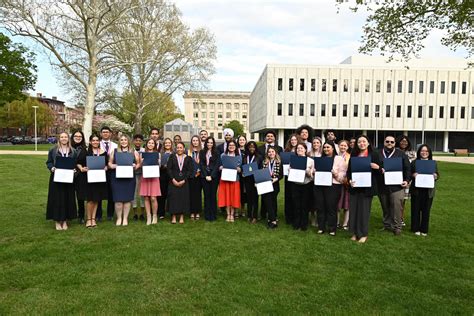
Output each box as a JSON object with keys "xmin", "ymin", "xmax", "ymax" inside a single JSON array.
[
  {"xmin": 133, "ymin": 215, "xmax": 138, "ymax": 221},
  {"xmin": 78, "ymin": 218, "xmax": 84, "ymax": 224},
  {"xmin": 96, "ymin": 217, "xmax": 102, "ymax": 222},
  {"xmin": 107, "ymin": 216, "xmax": 113, "ymax": 221},
  {"xmin": 139, "ymin": 215, "xmax": 145, "ymax": 221}
]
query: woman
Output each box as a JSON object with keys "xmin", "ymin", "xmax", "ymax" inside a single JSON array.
[
  {"xmin": 76, "ymin": 133, "xmax": 108, "ymax": 228},
  {"xmin": 262, "ymin": 146, "xmax": 283, "ymax": 229},
  {"xmin": 410, "ymin": 144, "xmax": 439, "ymax": 236},
  {"xmin": 108, "ymin": 135, "xmax": 141, "ymax": 226},
  {"xmin": 290, "ymin": 143, "xmax": 314, "ymax": 231},
  {"xmin": 167, "ymin": 142, "xmax": 193, "ymax": 224},
  {"xmin": 242, "ymin": 141, "xmax": 262, "ymax": 224},
  {"xmin": 347, "ymin": 135, "xmax": 381, "ymax": 243},
  {"xmin": 396, "ymin": 135, "xmax": 417, "ymax": 227},
  {"xmin": 46, "ymin": 132, "xmax": 78, "ymax": 230},
  {"xmin": 218, "ymin": 140, "xmax": 242, "ymax": 222},
  {"xmin": 308, "ymin": 136, "xmax": 323, "ymax": 158},
  {"xmin": 348, "ymin": 137, "xmax": 356, "ymax": 154},
  {"xmin": 314, "ymin": 142, "xmax": 346, "ymax": 236},
  {"xmin": 199, "ymin": 137, "xmax": 220, "ymax": 221},
  {"xmin": 236, "ymin": 135, "xmax": 247, "ymax": 218},
  {"xmin": 140, "ymin": 138, "xmax": 161, "ymax": 225},
  {"xmin": 71, "ymin": 130, "xmax": 87, "ymax": 224},
  {"xmin": 337, "ymin": 140, "xmax": 351, "ymax": 230},
  {"xmin": 283, "ymin": 134, "xmax": 299, "ymax": 225},
  {"xmin": 158, "ymin": 138, "xmax": 173, "ymax": 219},
  {"xmin": 188, "ymin": 135, "xmax": 202, "ymax": 220}
]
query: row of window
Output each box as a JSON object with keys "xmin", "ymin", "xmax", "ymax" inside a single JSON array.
[
  {"xmin": 276, "ymin": 103, "xmax": 474, "ymax": 119},
  {"xmin": 193, "ymin": 112, "xmax": 247, "ymax": 120},
  {"xmin": 277, "ymin": 78, "xmax": 472, "ymax": 95},
  {"xmin": 193, "ymin": 119, "xmax": 248, "ymax": 129},
  {"xmin": 192, "ymin": 102, "xmax": 248, "ymax": 110}
]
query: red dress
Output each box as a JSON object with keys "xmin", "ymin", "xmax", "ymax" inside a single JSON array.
[{"xmin": 218, "ymin": 153, "xmax": 241, "ymax": 208}]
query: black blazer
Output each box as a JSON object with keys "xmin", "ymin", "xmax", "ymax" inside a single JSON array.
[
  {"xmin": 167, "ymin": 153, "xmax": 193, "ymax": 182},
  {"xmin": 262, "ymin": 159, "xmax": 284, "ymax": 193},
  {"xmin": 242, "ymin": 153, "xmax": 264, "ymax": 169},
  {"xmin": 347, "ymin": 150, "xmax": 382, "ymax": 197},
  {"xmin": 199, "ymin": 149, "xmax": 220, "ymax": 179},
  {"xmin": 377, "ymin": 148, "xmax": 411, "ymax": 193},
  {"xmin": 257, "ymin": 144, "xmax": 283, "ymax": 157},
  {"xmin": 409, "ymin": 160, "xmax": 439, "ymax": 199},
  {"xmin": 46, "ymin": 147, "xmax": 78, "ymax": 170}
]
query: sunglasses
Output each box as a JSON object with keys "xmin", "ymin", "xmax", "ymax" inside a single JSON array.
[{"xmin": 385, "ymin": 140, "xmax": 395, "ymax": 144}]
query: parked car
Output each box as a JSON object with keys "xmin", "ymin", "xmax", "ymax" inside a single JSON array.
[
  {"xmin": 32, "ymin": 137, "xmax": 48, "ymax": 144},
  {"xmin": 11, "ymin": 136, "xmax": 26, "ymax": 145},
  {"xmin": 47, "ymin": 136, "xmax": 57, "ymax": 144},
  {"xmin": 24, "ymin": 136, "xmax": 33, "ymax": 144},
  {"xmin": 0, "ymin": 136, "xmax": 8, "ymax": 143}
]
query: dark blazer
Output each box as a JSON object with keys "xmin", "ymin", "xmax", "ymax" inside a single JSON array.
[
  {"xmin": 199, "ymin": 149, "xmax": 220, "ymax": 179},
  {"xmin": 257, "ymin": 143, "xmax": 283, "ymax": 157},
  {"xmin": 262, "ymin": 159, "xmax": 284, "ymax": 193},
  {"xmin": 217, "ymin": 142, "xmax": 227, "ymax": 155},
  {"xmin": 167, "ymin": 153, "xmax": 193, "ymax": 182},
  {"xmin": 409, "ymin": 160, "xmax": 439, "ymax": 199},
  {"xmin": 46, "ymin": 147, "xmax": 78, "ymax": 170},
  {"xmin": 347, "ymin": 150, "xmax": 382, "ymax": 197},
  {"xmin": 242, "ymin": 153, "xmax": 264, "ymax": 169},
  {"xmin": 377, "ymin": 148, "xmax": 411, "ymax": 193}
]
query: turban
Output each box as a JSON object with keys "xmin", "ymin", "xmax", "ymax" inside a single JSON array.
[{"xmin": 223, "ymin": 128, "xmax": 234, "ymax": 137}]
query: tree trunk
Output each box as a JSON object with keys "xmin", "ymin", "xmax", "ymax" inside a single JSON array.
[{"xmin": 83, "ymin": 66, "xmax": 97, "ymax": 143}]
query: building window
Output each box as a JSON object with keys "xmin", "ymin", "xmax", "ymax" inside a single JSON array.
[
  {"xmin": 397, "ymin": 80, "xmax": 403, "ymax": 93},
  {"xmin": 387, "ymin": 80, "xmax": 392, "ymax": 93},
  {"xmin": 242, "ymin": 114, "xmax": 247, "ymax": 119},
  {"xmin": 408, "ymin": 80, "xmax": 413, "ymax": 93},
  {"xmin": 440, "ymin": 81, "xmax": 445, "ymax": 94},
  {"xmin": 226, "ymin": 112, "xmax": 231, "ymax": 119},
  {"xmin": 201, "ymin": 120, "xmax": 206, "ymax": 127},
  {"xmin": 277, "ymin": 103, "xmax": 282, "ymax": 116},
  {"xmin": 226, "ymin": 103, "xmax": 231, "ymax": 110},
  {"xmin": 218, "ymin": 103, "xmax": 223, "ymax": 109},
  {"xmin": 300, "ymin": 79, "xmax": 305, "ymax": 91},
  {"xmin": 193, "ymin": 120, "xmax": 198, "ymax": 127},
  {"xmin": 210, "ymin": 120, "xmax": 215, "ymax": 127},
  {"xmin": 364, "ymin": 104, "xmax": 369, "ymax": 117},
  {"xmin": 450, "ymin": 106, "xmax": 455, "ymax": 118},
  {"xmin": 430, "ymin": 81, "xmax": 435, "ymax": 93},
  {"xmin": 396, "ymin": 105, "xmax": 401, "ymax": 118},
  {"xmin": 311, "ymin": 79, "xmax": 316, "ymax": 91},
  {"xmin": 462, "ymin": 82, "xmax": 467, "ymax": 94},
  {"xmin": 354, "ymin": 79, "xmax": 359, "ymax": 92},
  {"xmin": 451, "ymin": 81, "xmax": 456, "ymax": 94},
  {"xmin": 322, "ymin": 79, "xmax": 327, "ymax": 92},
  {"xmin": 386, "ymin": 105, "xmax": 391, "ymax": 118},
  {"xmin": 342, "ymin": 104, "xmax": 347, "ymax": 117},
  {"xmin": 210, "ymin": 132, "xmax": 214, "ymax": 138},
  {"xmin": 299, "ymin": 103, "xmax": 304, "ymax": 116},
  {"xmin": 365, "ymin": 80, "xmax": 370, "ymax": 92},
  {"xmin": 234, "ymin": 112, "xmax": 239, "ymax": 119},
  {"xmin": 419, "ymin": 81, "xmax": 424, "ymax": 93},
  {"xmin": 243, "ymin": 103, "xmax": 248, "ymax": 110},
  {"xmin": 418, "ymin": 106, "xmax": 423, "ymax": 118},
  {"xmin": 209, "ymin": 103, "xmax": 215, "ymax": 110},
  {"xmin": 375, "ymin": 105, "xmax": 380, "ymax": 117},
  {"xmin": 210, "ymin": 112, "xmax": 215, "ymax": 119},
  {"xmin": 321, "ymin": 104, "xmax": 326, "ymax": 117},
  {"xmin": 234, "ymin": 103, "xmax": 240, "ymax": 110},
  {"xmin": 217, "ymin": 113, "xmax": 222, "ymax": 119},
  {"xmin": 439, "ymin": 106, "xmax": 444, "ymax": 118},
  {"xmin": 289, "ymin": 78, "xmax": 294, "ymax": 91},
  {"xmin": 278, "ymin": 78, "xmax": 283, "ymax": 91},
  {"xmin": 202, "ymin": 112, "xmax": 207, "ymax": 118},
  {"xmin": 407, "ymin": 105, "xmax": 412, "ymax": 118},
  {"xmin": 471, "ymin": 107, "xmax": 474, "ymax": 119},
  {"xmin": 193, "ymin": 112, "xmax": 198, "ymax": 118},
  {"xmin": 218, "ymin": 121, "xmax": 222, "ymax": 127},
  {"xmin": 332, "ymin": 104, "xmax": 337, "ymax": 116},
  {"xmin": 343, "ymin": 79, "xmax": 348, "ymax": 92},
  {"xmin": 460, "ymin": 106, "xmax": 465, "ymax": 119},
  {"xmin": 333, "ymin": 79, "xmax": 337, "ymax": 92},
  {"xmin": 310, "ymin": 103, "xmax": 315, "ymax": 116},
  {"xmin": 218, "ymin": 132, "xmax": 222, "ymax": 139},
  {"xmin": 288, "ymin": 103, "xmax": 293, "ymax": 116},
  {"xmin": 376, "ymin": 80, "xmax": 381, "ymax": 93},
  {"xmin": 201, "ymin": 103, "xmax": 207, "ymax": 109},
  {"xmin": 193, "ymin": 102, "xmax": 198, "ymax": 109},
  {"xmin": 353, "ymin": 104, "xmax": 358, "ymax": 117},
  {"xmin": 428, "ymin": 106, "xmax": 434, "ymax": 118}
]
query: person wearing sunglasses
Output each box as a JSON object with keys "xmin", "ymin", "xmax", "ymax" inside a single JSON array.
[{"xmin": 377, "ymin": 135, "xmax": 411, "ymax": 236}]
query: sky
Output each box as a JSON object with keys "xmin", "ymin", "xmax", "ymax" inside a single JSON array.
[{"xmin": 16, "ymin": 0, "xmax": 467, "ymax": 111}]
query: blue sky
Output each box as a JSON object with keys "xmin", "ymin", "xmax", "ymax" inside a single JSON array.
[{"xmin": 16, "ymin": 0, "xmax": 467, "ymax": 111}]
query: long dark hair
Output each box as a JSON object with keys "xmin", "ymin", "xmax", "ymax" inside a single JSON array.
[
  {"xmin": 285, "ymin": 133, "xmax": 299, "ymax": 152},
  {"xmin": 396, "ymin": 135, "xmax": 412, "ymax": 152},
  {"xmin": 71, "ymin": 130, "xmax": 86, "ymax": 149},
  {"xmin": 203, "ymin": 136, "xmax": 218, "ymax": 157},
  {"xmin": 322, "ymin": 141, "xmax": 337, "ymax": 158},
  {"xmin": 225, "ymin": 140, "xmax": 238, "ymax": 155},
  {"xmin": 245, "ymin": 141, "xmax": 260, "ymax": 158},
  {"xmin": 416, "ymin": 144, "xmax": 433, "ymax": 160},
  {"xmin": 87, "ymin": 133, "xmax": 101, "ymax": 155},
  {"xmin": 350, "ymin": 135, "xmax": 373, "ymax": 157}
]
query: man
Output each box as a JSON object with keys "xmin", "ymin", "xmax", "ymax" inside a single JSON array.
[
  {"xmin": 133, "ymin": 134, "xmax": 145, "ymax": 221},
  {"xmin": 97, "ymin": 126, "xmax": 117, "ymax": 221},
  {"xmin": 149, "ymin": 127, "xmax": 162, "ymax": 152},
  {"xmin": 378, "ymin": 135, "xmax": 411, "ymax": 235},
  {"xmin": 173, "ymin": 134, "xmax": 182, "ymax": 150},
  {"xmin": 325, "ymin": 129, "xmax": 339, "ymax": 153},
  {"xmin": 199, "ymin": 129, "xmax": 209, "ymax": 148},
  {"xmin": 217, "ymin": 128, "xmax": 234, "ymax": 155},
  {"xmin": 295, "ymin": 125, "xmax": 313, "ymax": 151},
  {"xmin": 257, "ymin": 130, "xmax": 283, "ymax": 156}
]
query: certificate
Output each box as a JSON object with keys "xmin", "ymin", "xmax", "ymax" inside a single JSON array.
[
  {"xmin": 86, "ymin": 156, "xmax": 106, "ymax": 183},
  {"xmin": 350, "ymin": 157, "xmax": 372, "ymax": 188},
  {"xmin": 352, "ymin": 172, "xmax": 372, "ymax": 187},
  {"xmin": 415, "ymin": 174, "xmax": 435, "ymax": 188},
  {"xmin": 221, "ymin": 155, "xmax": 240, "ymax": 182},
  {"xmin": 414, "ymin": 160, "xmax": 436, "ymax": 188},
  {"xmin": 313, "ymin": 157, "xmax": 334, "ymax": 186},
  {"xmin": 54, "ymin": 157, "xmax": 75, "ymax": 183},
  {"xmin": 254, "ymin": 168, "xmax": 274, "ymax": 195},
  {"xmin": 116, "ymin": 166, "xmax": 133, "ymax": 178},
  {"xmin": 221, "ymin": 168, "xmax": 238, "ymax": 182},
  {"xmin": 242, "ymin": 162, "xmax": 258, "ymax": 177},
  {"xmin": 280, "ymin": 152, "xmax": 294, "ymax": 177},
  {"xmin": 384, "ymin": 157, "xmax": 403, "ymax": 185},
  {"xmin": 288, "ymin": 155, "xmax": 307, "ymax": 183},
  {"xmin": 142, "ymin": 152, "xmax": 160, "ymax": 178},
  {"xmin": 115, "ymin": 152, "xmax": 134, "ymax": 178}
]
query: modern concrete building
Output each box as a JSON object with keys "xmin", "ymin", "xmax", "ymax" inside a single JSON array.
[
  {"xmin": 249, "ymin": 55, "xmax": 474, "ymax": 152},
  {"xmin": 183, "ymin": 91, "xmax": 257, "ymax": 141}
]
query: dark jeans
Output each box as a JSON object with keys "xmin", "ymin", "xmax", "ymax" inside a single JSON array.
[
  {"xmin": 411, "ymin": 189, "xmax": 434, "ymax": 234},
  {"xmin": 314, "ymin": 184, "xmax": 342, "ymax": 233},
  {"xmin": 292, "ymin": 183, "xmax": 312, "ymax": 230},
  {"xmin": 243, "ymin": 177, "xmax": 259, "ymax": 219},
  {"xmin": 262, "ymin": 182, "xmax": 279, "ymax": 222},
  {"xmin": 202, "ymin": 177, "xmax": 218, "ymax": 221},
  {"xmin": 349, "ymin": 191, "xmax": 373, "ymax": 238}
]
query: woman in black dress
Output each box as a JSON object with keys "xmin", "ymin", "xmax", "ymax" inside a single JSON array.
[
  {"xmin": 158, "ymin": 138, "xmax": 173, "ymax": 219},
  {"xmin": 71, "ymin": 130, "xmax": 87, "ymax": 224},
  {"xmin": 76, "ymin": 133, "xmax": 108, "ymax": 228},
  {"xmin": 199, "ymin": 137, "xmax": 220, "ymax": 221},
  {"xmin": 46, "ymin": 132, "xmax": 78, "ymax": 230},
  {"xmin": 242, "ymin": 141, "xmax": 262, "ymax": 223},
  {"xmin": 237, "ymin": 134, "xmax": 247, "ymax": 218},
  {"xmin": 167, "ymin": 142, "xmax": 193, "ymax": 224},
  {"xmin": 188, "ymin": 135, "xmax": 202, "ymax": 220}
]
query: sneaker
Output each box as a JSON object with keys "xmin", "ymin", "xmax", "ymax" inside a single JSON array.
[
  {"xmin": 317, "ymin": 230, "xmax": 324, "ymax": 234},
  {"xmin": 415, "ymin": 231, "xmax": 421, "ymax": 236},
  {"xmin": 421, "ymin": 233, "xmax": 427, "ymax": 237}
]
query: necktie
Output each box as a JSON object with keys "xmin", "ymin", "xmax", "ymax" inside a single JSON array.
[{"xmin": 105, "ymin": 142, "xmax": 109, "ymax": 153}]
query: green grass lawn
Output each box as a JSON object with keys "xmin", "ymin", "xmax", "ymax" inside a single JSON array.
[
  {"xmin": 0, "ymin": 155, "xmax": 473, "ymax": 314},
  {"xmin": 0, "ymin": 144, "xmax": 54, "ymax": 151}
]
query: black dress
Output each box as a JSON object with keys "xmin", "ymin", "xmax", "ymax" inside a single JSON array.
[
  {"xmin": 77, "ymin": 151, "xmax": 109, "ymax": 202},
  {"xmin": 74, "ymin": 146, "xmax": 87, "ymax": 200},
  {"xmin": 188, "ymin": 151, "xmax": 202, "ymax": 213},
  {"xmin": 46, "ymin": 147, "xmax": 78, "ymax": 221},
  {"xmin": 167, "ymin": 153, "xmax": 193, "ymax": 214}
]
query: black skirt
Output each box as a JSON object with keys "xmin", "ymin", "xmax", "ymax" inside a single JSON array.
[
  {"xmin": 85, "ymin": 181, "xmax": 108, "ymax": 201},
  {"xmin": 189, "ymin": 177, "xmax": 202, "ymax": 213},
  {"xmin": 46, "ymin": 174, "xmax": 78, "ymax": 221},
  {"xmin": 74, "ymin": 172, "xmax": 87, "ymax": 200},
  {"xmin": 167, "ymin": 181, "xmax": 190, "ymax": 214}
]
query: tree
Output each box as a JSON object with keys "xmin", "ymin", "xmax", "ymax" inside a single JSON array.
[
  {"xmin": 0, "ymin": 33, "xmax": 37, "ymax": 106},
  {"xmin": 224, "ymin": 120, "xmax": 244, "ymax": 138},
  {"xmin": 108, "ymin": 0, "xmax": 216, "ymax": 134},
  {"xmin": 0, "ymin": 0, "xmax": 135, "ymax": 140},
  {"xmin": 343, "ymin": 1, "xmax": 473, "ymax": 61}
]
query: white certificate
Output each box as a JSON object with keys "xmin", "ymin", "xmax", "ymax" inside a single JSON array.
[
  {"xmin": 256, "ymin": 181, "xmax": 274, "ymax": 195},
  {"xmin": 221, "ymin": 168, "xmax": 237, "ymax": 182},
  {"xmin": 53, "ymin": 169, "xmax": 74, "ymax": 183},
  {"xmin": 314, "ymin": 171, "xmax": 332, "ymax": 186},
  {"xmin": 142, "ymin": 165, "xmax": 160, "ymax": 178},
  {"xmin": 415, "ymin": 174, "xmax": 435, "ymax": 188},
  {"xmin": 87, "ymin": 169, "xmax": 106, "ymax": 183},
  {"xmin": 384, "ymin": 171, "xmax": 403, "ymax": 185},
  {"xmin": 116, "ymin": 166, "xmax": 134, "ymax": 178},
  {"xmin": 283, "ymin": 164, "xmax": 290, "ymax": 176},
  {"xmin": 288, "ymin": 169, "xmax": 306, "ymax": 183},
  {"xmin": 352, "ymin": 172, "xmax": 372, "ymax": 188}
]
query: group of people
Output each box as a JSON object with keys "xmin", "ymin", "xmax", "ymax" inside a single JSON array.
[{"xmin": 46, "ymin": 125, "xmax": 439, "ymax": 243}]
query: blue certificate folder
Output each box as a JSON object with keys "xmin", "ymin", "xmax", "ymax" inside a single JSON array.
[
  {"xmin": 350, "ymin": 157, "xmax": 371, "ymax": 172},
  {"xmin": 242, "ymin": 162, "xmax": 258, "ymax": 177},
  {"xmin": 221, "ymin": 155, "xmax": 240, "ymax": 169},
  {"xmin": 142, "ymin": 152, "xmax": 159, "ymax": 166},
  {"xmin": 383, "ymin": 157, "xmax": 402, "ymax": 171},
  {"xmin": 161, "ymin": 153, "xmax": 171, "ymax": 166},
  {"xmin": 280, "ymin": 152, "xmax": 295, "ymax": 164},
  {"xmin": 415, "ymin": 160, "xmax": 436, "ymax": 174},
  {"xmin": 115, "ymin": 152, "xmax": 134, "ymax": 166},
  {"xmin": 313, "ymin": 157, "xmax": 334, "ymax": 171},
  {"xmin": 55, "ymin": 156, "xmax": 75, "ymax": 169},
  {"xmin": 253, "ymin": 168, "xmax": 272, "ymax": 183},
  {"xmin": 86, "ymin": 156, "xmax": 105, "ymax": 170},
  {"xmin": 290, "ymin": 155, "xmax": 307, "ymax": 170}
]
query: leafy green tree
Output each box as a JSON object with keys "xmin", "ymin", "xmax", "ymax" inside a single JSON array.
[
  {"xmin": 224, "ymin": 120, "xmax": 244, "ymax": 138},
  {"xmin": 0, "ymin": 33, "xmax": 37, "ymax": 106}
]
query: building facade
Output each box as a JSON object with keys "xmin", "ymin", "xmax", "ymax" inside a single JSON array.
[
  {"xmin": 249, "ymin": 56, "xmax": 474, "ymax": 152},
  {"xmin": 183, "ymin": 91, "xmax": 257, "ymax": 141}
]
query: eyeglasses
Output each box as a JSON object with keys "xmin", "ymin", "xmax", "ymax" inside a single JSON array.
[
  {"xmin": 74, "ymin": 135, "xmax": 82, "ymax": 138},
  {"xmin": 385, "ymin": 140, "xmax": 395, "ymax": 144}
]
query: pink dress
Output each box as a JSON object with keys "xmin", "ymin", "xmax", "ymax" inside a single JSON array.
[
  {"xmin": 337, "ymin": 153, "xmax": 350, "ymax": 210},
  {"xmin": 140, "ymin": 177, "xmax": 162, "ymax": 197}
]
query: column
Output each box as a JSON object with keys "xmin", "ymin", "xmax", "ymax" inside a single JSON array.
[
  {"xmin": 278, "ymin": 129, "xmax": 284, "ymax": 147},
  {"xmin": 443, "ymin": 131, "xmax": 449, "ymax": 153}
]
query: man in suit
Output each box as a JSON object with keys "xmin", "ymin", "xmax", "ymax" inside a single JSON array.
[
  {"xmin": 97, "ymin": 126, "xmax": 117, "ymax": 221},
  {"xmin": 257, "ymin": 130, "xmax": 283, "ymax": 157},
  {"xmin": 149, "ymin": 127, "xmax": 162, "ymax": 152},
  {"xmin": 199, "ymin": 129, "xmax": 208, "ymax": 148},
  {"xmin": 217, "ymin": 128, "xmax": 234, "ymax": 155}
]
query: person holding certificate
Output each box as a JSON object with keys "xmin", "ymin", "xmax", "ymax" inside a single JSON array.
[
  {"xmin": 46, "ymin": 132, "xmax": 79, "ymax": 230},
  {"xmin": 308, "ymin": 136, "xmax": 323, "ymax": 227},
  {"xmin": 158, "ymin": 138, "xmax": 173, "ymax": 219},
  {"xmin": 140, "ymin": 139, "xmax": 161, "ymax": 225},
  {"xmin": 290, "ymin": 143, "xmax": 314, "ymax": 231},
  {"xmin": 199, "ymin": 137, "xmax": 220, "ymax": 221},
  {"xmin": 97, "ymin": 126, "xmax": 117, "ymax": 222},
  {"xmin": 396, "ymin": 135, "xmax": 417, "ymax": 227},
  {"xmin": 132, "ymin": 134, "xmax": 145, "ymax": 221},
  {"xmin": 108, "ymin": 135, "xmax": 141, "ymax": 226},
  {"xmin": 71, "ymin": 130, "xmax": 87, "ymax": 224},
  {"xmin": 242, "ymin": 141, "xmax": 263, "ymax": 224},
  {"xmin": 261, "ymin": 146, "xmax": 283, "ymax": 229},
  {"xmin": 377, "ymin": 135, "xmax": 411, "ymax": 235},
  {"xmin": 77, "ymin": 133, "xmax": 108, "ymax": 228},
  {"xmin": 347, "ymin": 135, "xmax": 381, "ymax": 243},
  {"xmin": 283, "ymin": 134, "xmax": 299, "ymax": 225},
  {"xmin": 188, "ymin": 135, "xmax": 202, "ymax": 220},
  {"xmin": 218, "ymin": 140, "xmax": 242, "ymax": 222},
  {"xmin": 337, "ymin": 140, "xmax": 351, "ymax": 231},
  {"xmin": 313, "ymin": 142, "xmax": 346, "ymax": 236},
  {"xmin": 237, "ymin": 135, "xmax": 247, "ymax": 218},
  {"xmin": 410, "ymin": 144, "xmax": 439, "ymax": 236},
  {"xmin": 167, "ymin": 142, "xmax": 193, "ymax": 224}
]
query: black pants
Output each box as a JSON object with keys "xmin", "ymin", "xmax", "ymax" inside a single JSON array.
[
  {"xmin": 202, "ymin": 177, "xmax": 218, "ymax": 221},
  {"xmin": 243, "ymin": 177, "xmax": 259, "ymax": 219},
  {"xmin": 262, "ymin": 183, "xmax": 279, "ymax": 222},
  {"xmin": 158, "ymin": 169, "xmax": 169, "ymax": 218},
  {"xmin": 411, "ymin": 189, "xmax": 434, "ymax": 234},
  {"xmin": 77, "ymin": 198, "xmax": 85, "ymax": 220},
  {"xmin": 314, "ymin": 184, "xmax": 342, "ymax": 233},
  {"xmin": 292, "ymin": 183, "xmax": 312, "ymax": 230},
  {"xmin": 349, "ymin": 191, "xmax": 373, "ymax": 238},
  {"xmin": 284, "ymin": 177, "xmax": 294, "ymax": 225},
  {"xmin": 96, "ymin": 171, "xmax": 114, "ymax": 219}
]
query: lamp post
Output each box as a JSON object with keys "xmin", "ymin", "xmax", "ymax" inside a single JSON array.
[{"xmin": 32, "ymin": 105, "xmax": 38, "ymax": 151}]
